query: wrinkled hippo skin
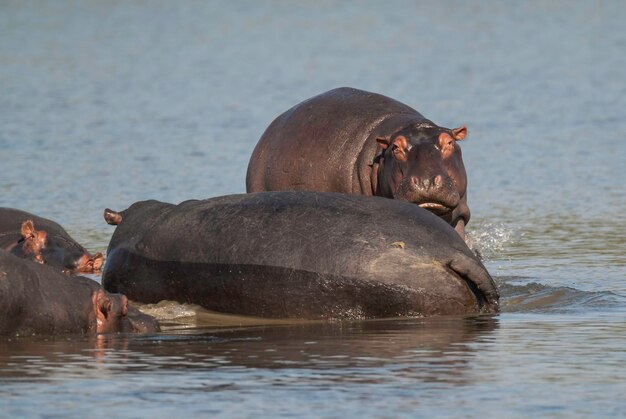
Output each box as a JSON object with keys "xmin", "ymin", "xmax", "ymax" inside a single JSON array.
[
  {"xmin": 102, "ymin": 192, "xmax": 499, "ymax": 319},
  {"xmin": 246, "ymin": 87, "xmax": 471, "ymax": 239},
  {"xmin": 0, "ymin": 207, "xmax": 103, "ymax": 274},
  {"xmin": 0, "ymin": 250, "xmax": 159, "ymax": 336}
]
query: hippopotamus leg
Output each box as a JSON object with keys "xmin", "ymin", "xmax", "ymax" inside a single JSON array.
[{"xmin": 447, "ymin": 251, "xmax": 500, "ymax": 313}]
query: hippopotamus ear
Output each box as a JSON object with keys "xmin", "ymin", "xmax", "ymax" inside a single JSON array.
[
  {"xmin": 20, "ymin": 220, "xmax": 36, "ymax": 239},
  {"xmin": 451, "ymin": 125, "xmax": 467, "ymax": 141},
  {"xmin": 93, "ymin": 289, "xmax": 113, "ymax": 323},
  {"xmin": 19, "ymin": 220, "xmax": 46, "ymax": 257},
  {"xmin": 104, "ymin": 208, "xmax": 123, "ymax": 225}
]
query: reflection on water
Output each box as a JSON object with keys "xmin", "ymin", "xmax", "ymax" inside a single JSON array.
[
  {"xmin": 0, "ymin": 317, "xmax": 498, "ymax": 378},
  {"xmin": 2, "ymin": 313, "xmax": 625, "ymax": 417},
  {"xmin": 1, "ymin": 317, "xmax": 500, "ymax": 416}
]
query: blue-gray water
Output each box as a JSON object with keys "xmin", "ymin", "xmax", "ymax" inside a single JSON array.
[{"xmin": 1, "ymin": 1, "xmax": 625, "ymax": 417}]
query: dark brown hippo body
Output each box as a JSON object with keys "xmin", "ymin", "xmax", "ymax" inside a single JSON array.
[
  {"xmin": 0, "ymin": 250, "xmax": 159, "ymax": 336},
  {"xmin": 102, "ymin": 192, "xmax": 499, "ymax": 319},
  {"xmin": 0, "ymin": 207, "xmax": 103, "ymax": 274},
  {"xmin": 246, "ymin": 87, "xmax": 471, "ymax": 239}
]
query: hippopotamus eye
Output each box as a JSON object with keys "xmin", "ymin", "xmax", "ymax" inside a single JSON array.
[{"xmin": 437, "ymin": 132, "xmax": 456, "ymax": 156}]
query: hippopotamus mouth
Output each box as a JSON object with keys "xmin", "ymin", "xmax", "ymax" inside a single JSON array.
[
  {"xmin": 417, "ymin": 202, "xmax": 453, "ymax": 215},
  {"xmin": 395, "ymin": 177, "xmax": 460, "ymax": 218}
]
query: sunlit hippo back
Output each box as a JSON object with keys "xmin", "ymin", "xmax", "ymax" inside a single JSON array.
[{"xmin": 102, "ymin": 192, "xmax": 499, "ymax": 319}]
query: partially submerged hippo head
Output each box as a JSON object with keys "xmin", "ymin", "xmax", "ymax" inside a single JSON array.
[
  {"xmin": 375, "ymin": 123, "xmax": 470, "ymax": 239},
  {"xmin": 12, "ymin": 220, "xmax": 104, "ymax": 274},
  {"xmin": 0, "ymin": 249, "xmax": 160, "ymax": 336},
  {"xmin": 90, "ymin": 288, "xmax": 160, "ymax": 334},
  {"xmin": 92, "ymin": 289, "xmax": 129, "ymax": 333}
]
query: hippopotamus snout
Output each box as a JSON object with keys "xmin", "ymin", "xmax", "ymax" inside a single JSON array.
[
  {"xmin": 396, "ymin": 174, "xmax": 460, "ymax": 215},
  {"xmin": 40, "ymin": 248, "xmax": 103, "ymax": 274},
  {"xmin": 72, "ymin": 252, "xmax": 104, "ymax": 273}
]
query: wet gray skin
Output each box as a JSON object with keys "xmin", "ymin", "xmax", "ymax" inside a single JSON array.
[{"xmin": 103, "ymin": 192, "xmax": 498, "ymax": 319}]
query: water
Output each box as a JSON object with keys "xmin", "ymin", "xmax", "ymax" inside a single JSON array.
[{"xmin": 1, "ymin": 0, "xmax": 625, "ymax": 417}]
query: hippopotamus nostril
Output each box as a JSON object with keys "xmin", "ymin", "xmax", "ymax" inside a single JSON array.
[
  {"xmin": 434, "ymin": 175, "xmax": 443, "ymax": 187},
  {"xmin": 410, "ymin": 176, "xmax": 418, "ymax": 186}
]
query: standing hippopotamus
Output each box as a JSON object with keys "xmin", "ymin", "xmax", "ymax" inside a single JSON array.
[
  {"xmin": 0, "ymin": 207, "xmax": 103, "ymax": 274},
  {"xmin": 102, "ymin": 192, "xmax": 499, "ymax": 319},
  {"xmin": 246, "ymin": 87, "xmax": 471, "ymax": 239},
  {"xmin": 0, "ymin": 250, "xmax": 160, "ymax": 336}
]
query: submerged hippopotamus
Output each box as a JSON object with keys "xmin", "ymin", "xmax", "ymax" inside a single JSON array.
[
  {"xmin": 0, "ymin": 207, "xmax": 103, "ymax": 274},
  {"xmin": 102, "ymin": 192, "xmax": 499, "ymax": 319},
  {"xmin": 0, "ymin": 250, "xmax": 160, "ymax": 336},
  {"xmin": 246, "ymin": 87, "xmax": 471, "ymax": 239}
]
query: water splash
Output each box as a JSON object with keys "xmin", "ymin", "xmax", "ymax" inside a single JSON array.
[
  {"xmin": 466, "ymin": 222, "xmax": 519, "ymax": 260},
  {"xmin": 132, "ymin": 300, "xmax": 199, "ymax": 328}
]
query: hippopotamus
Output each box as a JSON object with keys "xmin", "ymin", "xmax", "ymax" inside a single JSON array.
[
  {"xmin": 0, "ymin": 207, "xmax": 103, "ymax": 274},
  {"xmin": 102, "ymin": 192, "xmax": 499, "ymax": 319},
  {"xmin": 0, "ymin": 250, "xmax": 159, "ymax": 336},
  {"xmin": 246, "ymin": 87, "xmax": 471, "ymax": 239}
]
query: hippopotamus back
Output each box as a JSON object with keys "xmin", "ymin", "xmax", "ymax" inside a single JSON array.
[
  {"xmin": 102, "ymin": 192, "xmax": 499, "ymax": 319},
  {"xmin": 0, "ymin": 207, "xmax": 73, "ymax": 245},
  {"xmin": 247, "ymin": 87, "xmax": 423, "ymax": 195}
]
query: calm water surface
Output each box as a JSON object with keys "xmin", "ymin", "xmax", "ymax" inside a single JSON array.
[{"xmin": 1, "ymin": 1, "xmax": 625, "ymax": 417}]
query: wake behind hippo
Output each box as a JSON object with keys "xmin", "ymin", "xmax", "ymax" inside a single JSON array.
[
  {"xmin": 0, "ymin": 207, "xmax": 103, "ymax": 274},
  {"xmin": 102, "ymin": 192, "xmax": 499, "ymax": 319},
  {"xmin": 246, "ymin": 87, "xmax": 471, "ymax": 239}
]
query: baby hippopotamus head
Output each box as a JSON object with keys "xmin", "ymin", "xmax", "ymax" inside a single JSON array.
[
  {"xmin": 13, "ymin": 220, "xmax": 104, "ymax": 274},
  {"xmin": 375, "ymin": 123, "xmax": 470, "ymax": 239}
]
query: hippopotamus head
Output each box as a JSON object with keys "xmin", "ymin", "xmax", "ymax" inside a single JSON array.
[
  {"xmin": 92, "ymin": 289, "xmax": 129, "ymax": 334},
  {"xmin": 375, "ymin": 123, "xmax": 470, "ymax": 238},
  {"xmin": 90, "ymin": 289, "xmax": 160, "ymax": 334},
  {"xmin": 12, "ymin": 220, "xmax": 104, "ymax": 274}
]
